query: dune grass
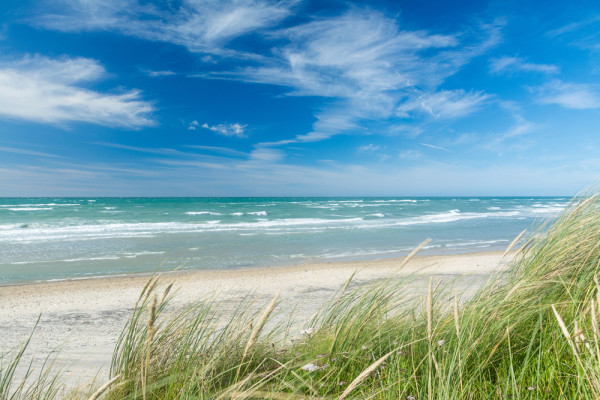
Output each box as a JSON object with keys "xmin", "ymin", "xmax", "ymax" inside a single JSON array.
[{"xmin": 4, "ymin": 191, "xmax": 600, "ymax": 398}]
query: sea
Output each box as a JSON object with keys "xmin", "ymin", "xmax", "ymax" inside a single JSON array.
[{"xmin": 0, "ymin": 197, "xmax": 568, "ymax": 285}]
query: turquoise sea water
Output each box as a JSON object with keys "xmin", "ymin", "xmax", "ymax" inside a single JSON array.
[{"xmin": 0, "ymin": 197, "xmax": 568, "ymax": 284}]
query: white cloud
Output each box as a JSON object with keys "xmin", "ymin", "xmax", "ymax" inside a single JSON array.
[
  {"xmin": 35, "ymin": 0, "xmax": 297, "ymax": 57},
  {"xmin": 235, "ymin": 9, "xmax": 459, "ymax": 97},
  {"xmin": 396, "ymin": 90, "xmax": 489, "ymax": 119},
  {"xmin": 358, "ymin": 144, "xmax": 382, "ymax": 152},
  {"xmin": 32, "ymin": 3, "xmax": 502, "ymax": 145},
  {"xmin": 398, "ymin": 150, "xmax": 422, "ymax": 160},
  {"xmin": 420, "ymin": 143, "xmax": 451, "ymax": 152},
  {"xmin": 188, "ymin": 120, "xmax": 199, "ymax": 130},
  {"xmin": 146, "ymin": 70, "xmax": 176, "ymax": 77},
  {"xmin": 201, "ymin": 122, "xmax": 247, "ymax": 137},
  {"xmin": 489, "ymin": 56, "xmax": 559, "ymax": 74},
  {"xmin": 232, "ymin": 10, "xmax": 502, "ymax": 145},
  {"xmin": 0, "ymin": 55, "xmax": 154, "ymax": 127},
  {"xmin": 0, "ymin": 145, "xmax": 61, "ymax": 158},
  {"xmin": 546, "ymin": 16, "xmax": 600, "ymax": 37},
  {"xmin": 534, "ymin": 80, "xmax": 600, "ymax": 109},
  {"xmin": 249, "ymin": 147, "xmax": 285, "ymax": 162}
]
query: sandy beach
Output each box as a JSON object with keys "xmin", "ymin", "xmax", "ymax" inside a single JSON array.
[{"xmin": 0, "ymin": 251, "xmax": 512, "ymax": 389}]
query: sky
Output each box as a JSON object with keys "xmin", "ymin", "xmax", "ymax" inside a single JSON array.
[{"xmin": 0, "ymin": 0, "xmax": 599, "ymax": 196}]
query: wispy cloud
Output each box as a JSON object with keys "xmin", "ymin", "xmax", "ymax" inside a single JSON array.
[
  {"xmin": 232, "ymin": 10, "xmax": 502, "ymax": 145},
  {"xmin": 546, "ymin": 15, "xmax": 600, "ymax": 52},
  {"xmin": 34, "ymin": 0, "xmax": 297, "ymax": 58},
  {"xmin": 358, "ymin": 144, "xmax": 382, "ymax": 152},
  {"xmin": 32, "ymin": 3, "xmax": 502, "ymax": 145},
  {"xmin": 546, "ymin": 16, "xmax": 600, "ymax": 37},
  {"xmin": 145, "ymin": 70, "xmax": 176, "ymax": 77},
  {"xmin": 534, "ymin": 80, "xmax": 600, "ymax": 109},
  {"xmin": 0, "ymin": 55, "xmax": 154, "ymax": 127},
  {"xmin": 483, "ymin": 103, "xmax": 538, "ymax": 152},
  {"xmin": 398, "ymin": 150, "xmax": 422, "ymax": 160},
  {"xmin": 397, "ymin": 90, "xmax": 489, "ymax": 119},
  {"xmin": 0, "ymin": 145, "xmax": 61, "ymax": 158},
  {"xmin": 489, "ymin": 56, "xmax": 559, "ymax": 75},
  {"xmin": 198, "ymin": 122, "xmax": 247, "ymax": 137},
  {"xmin": 420, "ymin": 143, "xmax": 451, "ymax": 152},
  {"xmin": 249, "ymin": 147, "xmax": 285, "ymax": 162}
]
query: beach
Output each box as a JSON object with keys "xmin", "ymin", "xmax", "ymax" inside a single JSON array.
[{"xmin": 0, "ymin": 250, "xmax": 511, "ymax": 388}]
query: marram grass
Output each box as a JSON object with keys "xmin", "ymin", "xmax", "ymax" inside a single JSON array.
[{"xmin": 4, "ymin": 191, "xmax": 600, "ymax": 399}]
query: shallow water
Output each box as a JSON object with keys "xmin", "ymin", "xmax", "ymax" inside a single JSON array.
[{"xmin": 0, "ymin": 197, "xmax": 566, "ymax": 284}]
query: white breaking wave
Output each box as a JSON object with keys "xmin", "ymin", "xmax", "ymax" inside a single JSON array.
[
  {"xmin": 8, "ymin": 207, "xmax": 53, "ymax": 211},
  {"xmin": 247, "ymin": 211, "xmax": 267, "ymax": 216},
  {"xmin": 392, "ymin": 210, "xmax": 521, "ymax": 226},
  {"xmin": 185, "ymin": 211, "xmax": 222, "ymax": 215},
  {"xmin": 1, "ymin": 203, "xmax": 79, "ymax": 207},
  {"xmin": 0, "ymin": 217, "xmax": 365, "ymax": 243}
]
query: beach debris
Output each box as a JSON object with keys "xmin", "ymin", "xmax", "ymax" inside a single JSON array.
[
  {"xmin": 300, "ymin": 328, "xmax": 314, "ymax": 335},
  {"xmin": 301, "ymin": 363, "xmax": 319, "ymax": 372}
]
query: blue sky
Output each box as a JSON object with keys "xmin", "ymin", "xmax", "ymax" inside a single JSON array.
[{"xmin": 0, "ymin": 0, "xmax": 599, "ymax": 196}]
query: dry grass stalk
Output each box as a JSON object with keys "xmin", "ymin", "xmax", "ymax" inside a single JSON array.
[
  {"xmin": 454, "ymin": 294, "xmax": 460, "ymax": 338},
  {"xmin": 427, "ymin": 277, "xmax": 433, "ymax": 400},
  {"xmin": 215, "ymin": 372, "xmax": 256, "ymax": 400},
  {"xmin": 228, "ymin": 390, "xmax": 326, "ymax": 400},
  {"xmin": 427, "ymin": 277, "xmax": 433, "ymax": 340},
  {"xmin": 395, "ymin": 238, "xmax": 431, "ymax": 273},
  {"xmin": 143, "ymin": 294, "xmax": 158, "ymax": 400},
  {"xmin": 243, "ymin": 292, "xmax": 280, "ymax": 360},
  {"xmin": 339, "ymin": 349, "xmax": 394, "ymax": 399},
  {"xmin": 145, "ymin": 276, "xmax": 160, "ymax": 300},
  {"xmin": 87, "ymin": 374, "xmax": 121, "ymax": 400},
  {"xmin": 574, "ymin": 320, "xmax": 581, "ymax": 353},
  {"xmin": 571, "ymin": 194, "xmax": 598, "ymax": 216},
  {"xmin": 595, "ymin": 274, "xmax": 600, "ymax": 316},
  {"xmin": 342, "ymin": 271, "xmax": 357, "ymax": 293},
  {"xmin": 503, "ymin": 229, "xmax": 527, "ymax": 258},
  {"xmin": 160, "ymin": 281, "xmax": 174, "ymax": 306},
  {"xmin": 592, "ymin": 299, "xmax": 600, "ymax": 361},
  {"xmin": 454, "ymin": 293, "xmax": 463, "ymax": 390},
  {"xmin": 552, "ymin": 305, "xmax": 579, "ymax": 357}
]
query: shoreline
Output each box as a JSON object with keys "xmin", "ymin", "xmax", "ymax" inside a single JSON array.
[
  {"xmin": 0, "ymin": 247, "xmax": 509, "ymax": 289},
  {"xmin": 0, "ymin": 249, "xmax": 514, "ymax": 388}
]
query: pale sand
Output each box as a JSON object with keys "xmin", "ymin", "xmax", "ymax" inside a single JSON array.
[{"xmin": 0, "ymin": 251, "xmax": 512, "ymax": 388}]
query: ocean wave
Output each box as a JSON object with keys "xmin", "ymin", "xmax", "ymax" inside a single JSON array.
[
  {"xmin": 0, "ymin": 217, "xmax": 365, "ymax": 243},
  {"xmin": 392, "ymin": 210, "xmax": 521, "ymax": 226},
  {"xmin": 1, "ymin": 203, "xmax": 79, "ymax": 207},
  {"xmin": 7, "ymin": 207, "xmax": 54, "ymax": 211},
  {"xmin": 185, "ymin": 211, "xmax": 222, "ymax": 215},
  {"xmin": 8, "ymin": 251, "xmax": 166, "ymax": 265},
  {"xmin": 247, "ymin": 211, "xmax": 267, "ymax": 216},
  {"xmin": 426, "ymin": 239, "xmax": 510, "ymax": 249},
  {"xmin": 372, "ymin": 199, "xmax": 417, "ymax": 203}
]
